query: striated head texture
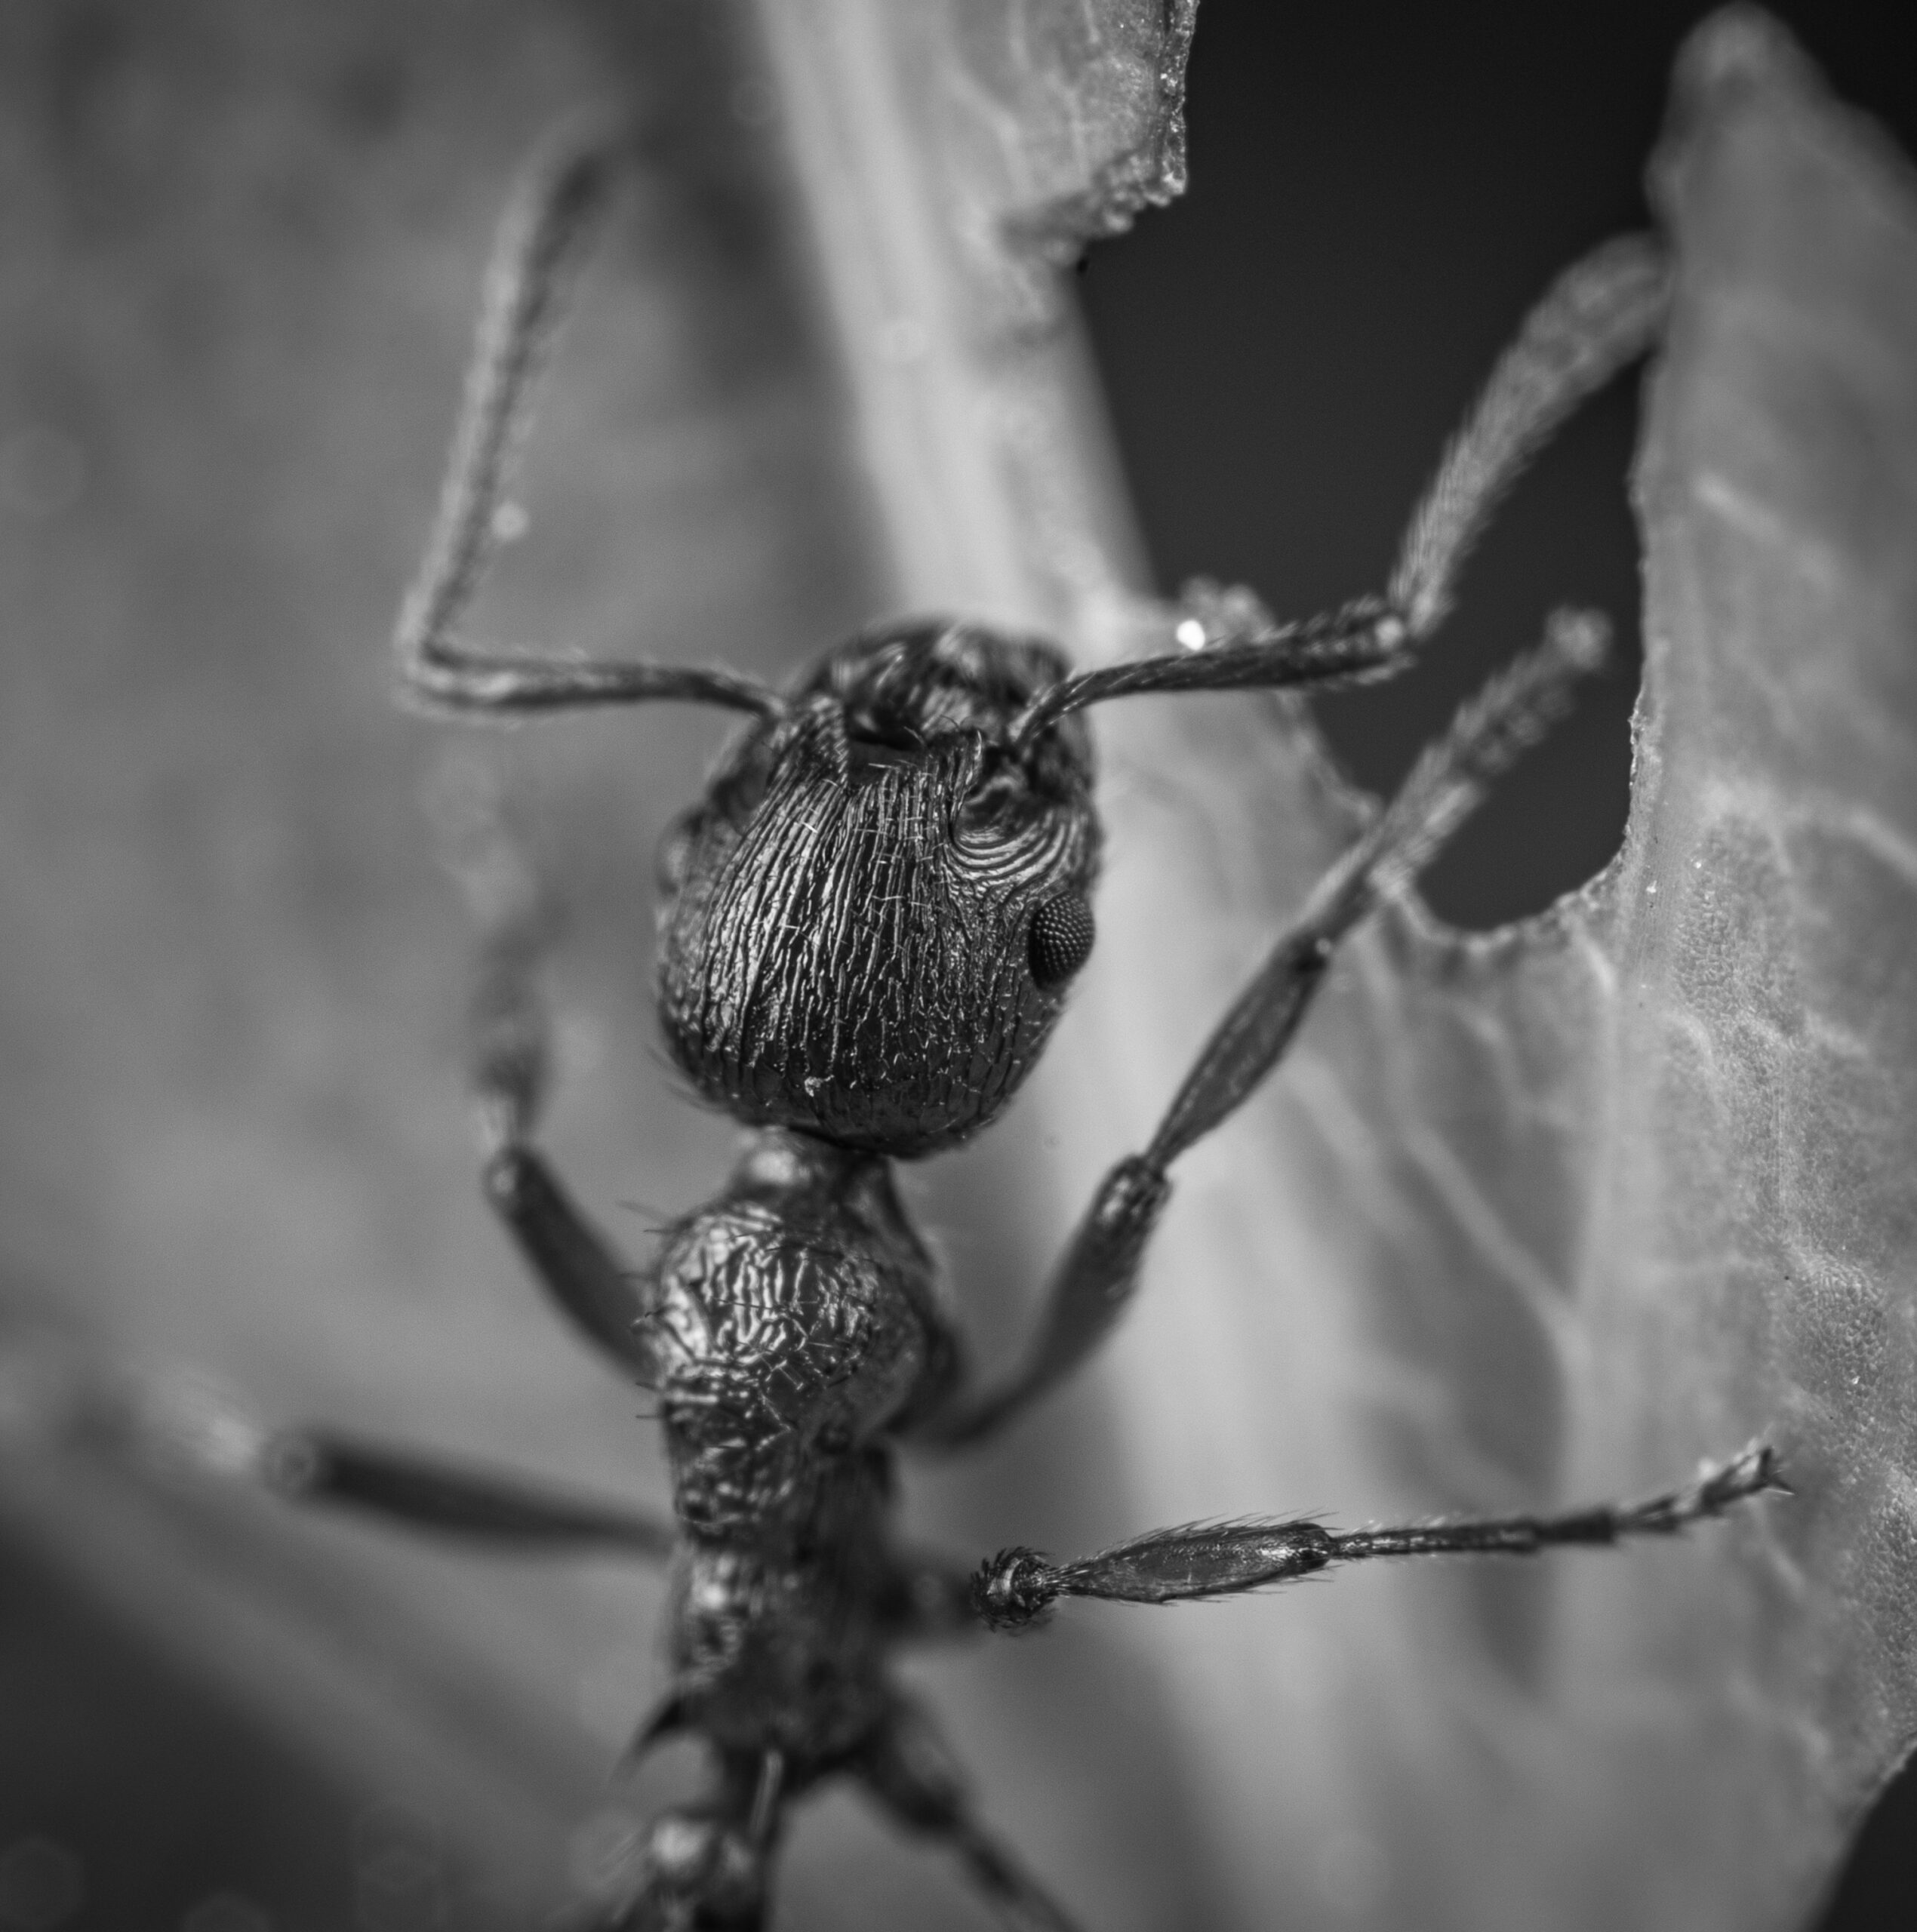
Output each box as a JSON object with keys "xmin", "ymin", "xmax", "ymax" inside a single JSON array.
[{"xmin": 656, "ymin": 620, "xmax": 1100, "ymax": 1155}]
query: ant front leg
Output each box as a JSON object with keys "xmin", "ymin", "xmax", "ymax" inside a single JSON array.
[
  {"xmin": 1008, "ymin": 232, "xmax": 1666, "ymax": 743},
  {"xmin": 140, "ymin": 779, "xmax": 670, "ymax": 1555},
  {"xmin": 923, "ymin": 611, "xmax": 1607, "ymax": 1444},
  {"xmin": 435, "ymin": 761, "xmax": 658, "ymax": 1384},
  {"xmin": 934, "ymin": 233, "xmax": 1676, "ymax": 1432}
]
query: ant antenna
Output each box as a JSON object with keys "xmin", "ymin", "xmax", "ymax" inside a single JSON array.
[
  {"xmin": 395, "ymin": 119, "xmax": 782, "ymax": 721},
  {"xmin": 1006, "ymin": 235, "xmax": 1666, "ymax": 749}
]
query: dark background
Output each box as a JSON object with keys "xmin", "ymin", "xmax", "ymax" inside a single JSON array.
[
  {"xmin": 1083, "ymin": 0, "xmax": 1917, "ymax": 931},
  {"xmin": 1077, "ymin": 2, "xmax": 1917, "ymax": 1922}
]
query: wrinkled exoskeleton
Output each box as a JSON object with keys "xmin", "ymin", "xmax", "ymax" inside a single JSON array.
[{"xmin": 203, "ymin": 125, "xmax": 1781, "ymax": 1932}]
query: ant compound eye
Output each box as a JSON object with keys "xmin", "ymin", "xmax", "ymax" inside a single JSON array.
[{"xmin": 1027, "ymin": 891, "xmax": 1095, "ymax": 989}]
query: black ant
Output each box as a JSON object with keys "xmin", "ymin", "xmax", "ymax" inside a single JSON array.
[{"xmin": 199, "ymin": 125, "xmax": 1780, "ymax": 1930}]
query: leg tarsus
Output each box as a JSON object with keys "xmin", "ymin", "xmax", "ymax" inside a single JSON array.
[{"xmin": 1328, "ymin": 1440, "xmax": 1787, "ymax": 1563}]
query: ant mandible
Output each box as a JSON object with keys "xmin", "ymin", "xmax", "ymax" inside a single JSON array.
[{"xmin": 222, "ymin": 125, "xmax": 1782, "ymax": 1930}]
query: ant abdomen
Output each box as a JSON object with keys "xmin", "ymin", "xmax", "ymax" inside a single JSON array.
[{"xmin": 655, "ymin": 621, "xmax": 1100, "ymax": 1156}]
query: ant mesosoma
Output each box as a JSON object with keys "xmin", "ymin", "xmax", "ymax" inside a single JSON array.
[{"xmin": 219, "ymin": 128, "xmax": 1782, "ymax": 1930}]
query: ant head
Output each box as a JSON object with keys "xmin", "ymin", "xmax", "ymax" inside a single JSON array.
[{"xmin": 656, "ymin": 620, "xmax": 1100, "ymax": 1157}]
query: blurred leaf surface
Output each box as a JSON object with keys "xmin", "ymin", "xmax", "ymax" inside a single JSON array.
[
  {"xmin": 0, "ymin": 2, "xmax": 1202, "ymax": 1927},
  {"xmin": 1048, "ymin": 14, "xmax": 1917, "ymax": 1932}
]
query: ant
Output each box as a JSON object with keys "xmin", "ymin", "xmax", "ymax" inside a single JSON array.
[{"xmin": 198, "ymin": 125, "xmax": 1781, "ymax": 1930}]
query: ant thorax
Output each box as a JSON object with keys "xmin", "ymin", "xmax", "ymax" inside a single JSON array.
[
  {"xmin": 644, "ymin": 1128, "xmax": 958, "ymax": 1546},
  {"xmin": 654, "ymin": 620, "xmax": 1101, "ymax": 1157},
  {"xmin": 645, "ymin": 1130, "xmax": 955, "ymax": 1765}
]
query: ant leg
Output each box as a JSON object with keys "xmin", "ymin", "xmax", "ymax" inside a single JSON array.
[
  {"xmin": 395, "ymin": 123, "xmax": 779, "ymax": 721},
  {"xmin": 924, "ymin": 610, "xmax": 1607, "ymax": 1444},
  {"xmin": 858, "ymin": 1700, "xmax": 1085, "ymax": 1932},
  {"xmin": 482, "ymin": 1143, "xmax": 657, "ymax": 1383},
  {"xmin": 971, "ymin": 1445, "xmax": 1786, "ymax": 1629},
  {"xmin": 1011, "ymin": 234, "xmax": 1665, "ymax": 743},
  {"xmin": 251, "ymin": 1427, "xmax": 674, "ymax": 1556},
  {"xmin": 436, "ymin": 761, "xmax": 657, "ymax": 1383},
  {"xmin": 127, "ymin": 1382, "xmax": 673, "ymax": 1558}
]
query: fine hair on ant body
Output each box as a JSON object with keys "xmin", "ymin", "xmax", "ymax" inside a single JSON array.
[{"xmin": 195, "ymin": 121, "xmax": 1783, "ymax": 1932}]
